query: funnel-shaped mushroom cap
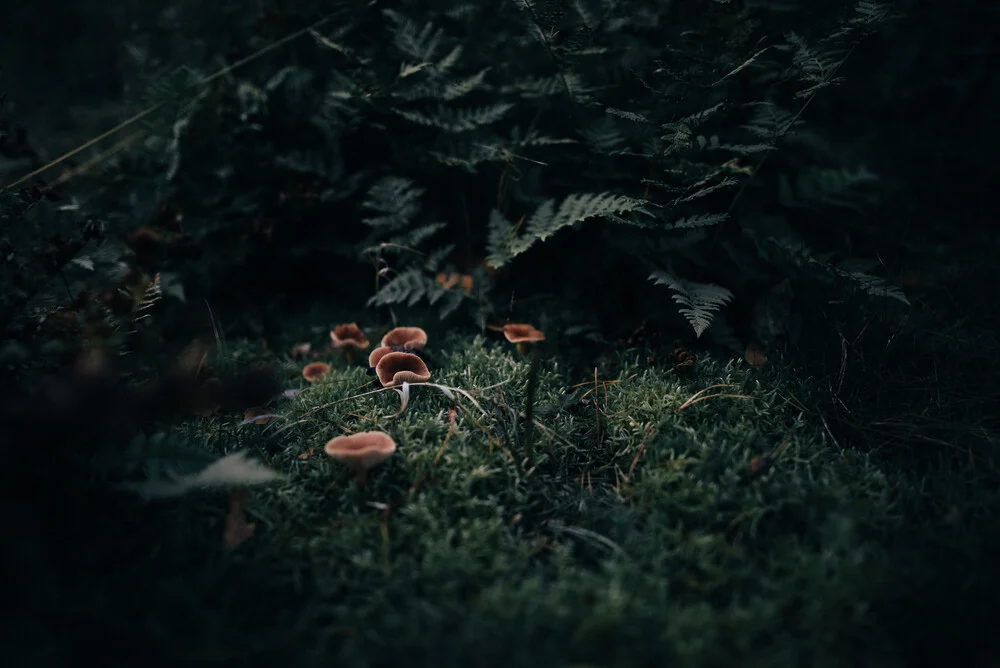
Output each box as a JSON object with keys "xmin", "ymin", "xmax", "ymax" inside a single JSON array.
[
  {"xmin": 302, "ymin": 361, "xmax": 331, "ymax": 382},
  {"xmin": 502, "ymin": 323, "xmax": 545, "ymax": 344},
  {"xmin": 368, "ymin": 345, "xmax": 394, "ymax": 369},
  {"xmin": 375, "ymin": 351, "xmax": 431, "ymax": 387},
  {"xmin": 324, "ymin": 431, "xmax": 397, "ymax": 473},
  {"xmin": 330, "ymin": 323, "xmax": 369, "ymax": 350},
  {"xmin": 380, "ymin": 326, "xmax": 428, "ymax": 351}
]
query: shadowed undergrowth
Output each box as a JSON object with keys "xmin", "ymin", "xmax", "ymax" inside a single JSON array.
[{"xmin": 7, "ymin": 331, "xmax": 1000, "ymax": 668}]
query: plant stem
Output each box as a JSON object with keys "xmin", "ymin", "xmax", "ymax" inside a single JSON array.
[{"xmin": 523, "ymin": 345, "xmax": 540, "ymax": 468}]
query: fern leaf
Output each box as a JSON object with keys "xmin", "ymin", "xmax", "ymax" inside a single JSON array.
[
  {"xmin": 487, "ymin": 193, "xmax": 652, "ymax": 267},
  {"xmin": 361, "ymin": 177, "xmax": 424, "ymax": 230},
  {"xmin": 650, "ymin": 270, "xmax": 734, "ymax": 337},
  {"xmin": 524, "ymin": 193, "xmax": 643, "ymax": 242},
  {"xmin": 443, "ymin": 67, "xmax": 491, "ymax": 100},
  {"xmin": 367, "ymin": 268, "xmax": 434, "ymax": 308},
  {"xmin": 839, "ymin": 270, "xmax": 910, "ymax": 305},
  {"xmin": 393, "ymin": 103, "xmax": 514, "ymax": 132},
  {"xmin": 664, "ymin": 213, "xmax": 729, "ymax": 230},
  {"xmin": 605, "ymin": 107, "xmax": 651, "ymax": 123}
]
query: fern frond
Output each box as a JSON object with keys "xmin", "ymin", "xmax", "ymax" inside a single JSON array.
[
  {"xmin": 393, "ymin": 103, "xmax": 514, "ymax": 132},
  {"xmin": 605, "ymin": 107, "xmax": 651, "ymax": 123},
  {"xmin": 487, "ymin": 192, "xmax": 652, "ymax": 267},
  {"xmin": 361, "ymin": 177, "xmax": 424, "ymax": 230},
  {"xmin": 839, "ymin": 270, "xmax": 910, "ymax": 305},
  {"xmin": 384, "ymin": 9, "xmax": 444, "ymax": 61},
  {"xmin": 649, "ymin": 270, "xmax": 734, "ymax": 337},
  {"xmin": 442, "ymin": 67, "xmax": 492, "ymax": 100},
  {"xmin": 664, "ymin": 213, "xmax": 729, "ymax": 230}
]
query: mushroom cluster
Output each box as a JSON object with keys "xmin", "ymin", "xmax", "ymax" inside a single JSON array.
[{"xmin": 366, "ymin": 326, "xmax": 431, "ymax": 388}]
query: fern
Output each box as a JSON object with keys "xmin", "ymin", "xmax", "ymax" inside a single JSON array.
[
  {"xmin": 361, "ymin": 177, "xmax": 425, "ymax": 231},
  {"xmin": 367, "ymin": 267, "xmax": 466, "ymax": 319},
  {"xmin": 649, "ymin": 270, "xmax": 734, "ymax": 337},
  {"xmin": 664, "ymin": 213, "xmax": 729, "ymax": 230},
  {"xmin": 486, "ymin": 192, "xmax": 653, "ymax": 267},
  {"xmin": 840, "ymin": 270, "xmax": 910, "ymax": 305},
  {"xmin": 393, "ymin": 103, "xmax": 515, "ymax": 132}
]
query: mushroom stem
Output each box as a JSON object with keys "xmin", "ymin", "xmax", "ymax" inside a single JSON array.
[
  {"xmin": 345, "ymin": 349, "xmax": 354, "ymax": 364},
  {"xmin": 355, "ymin": 467, "xmax": 368, "ymax": 487},
  {"xmin": 522, "ymin": 344, "xmax": 540, "ymax": 468}
]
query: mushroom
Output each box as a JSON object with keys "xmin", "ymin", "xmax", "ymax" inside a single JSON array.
[
  {"xmin": 499, "ymin": 323, "xmax": 545, "ymax": 466},
  {"xmin": 380, "ymin": 326, "xmax": 428, "ymax": 351},
  {"xmin": 302, "ymin": 361, "xmax": 331, "ymax": 382},
  {"xmin": 330, "ymin": 323, "xmax": 369, "ymax": 363},
  {"xmin": 324, "ymin": 431, "xmax": 397, "ymax": 485},
  {"xmin": 368, "ymin": 345, "xmax": 393, "ymax": 369},
  {"xmin": 374, "ymin": 351, "xmax": 431, "ymax": 387},
  {"xmin": 502, "ymin": 323, "xmax": 545, "ymax": 355}
]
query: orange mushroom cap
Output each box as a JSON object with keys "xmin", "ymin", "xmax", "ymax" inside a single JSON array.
[
  {"xmin": 368, "ymin": 345, "xmax": 394, "ymax": 369},
  {"xmin": 324, "ymin": 431, "xmax": 397, "ymax": 475},
  {"xmin": 375, "ymin": 351, "xmax": 431, "ymax": 387},
  {"xmin": 502, "ymin": 323, "xmax": 545, "ymax": 344},
  {"xmin": 380, "ymin": 326, "xmax": 428, "ymax": 351},
  {"xmin": 302, "ymin": 361, "xmax": 331, "ymax": 382},
  {"xmin": 330, "ymin": 323, "xmax": 370, "ymax": 350}
]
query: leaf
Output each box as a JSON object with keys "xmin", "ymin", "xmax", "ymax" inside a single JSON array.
[
  {"xmin": 487, "ymin": 192, "xmax": 652, "ymax": 267},
  {"xmin": 664, "ymin": 213, "xmax": 728, "ymax": 230},
  {"xmin": 121, "ymin": 451, "xmax": 283, "ymax": 500},
  {"xmin": 393, "ymin": 382, "xmax": 411, "ymax": 417},
  {"xmin": 393, "ymin": 103, "xmax": 515, "ymax": 132},
  {"xmin": 650, "ymin": 270, "xmax": 734, "ymax": 337}
]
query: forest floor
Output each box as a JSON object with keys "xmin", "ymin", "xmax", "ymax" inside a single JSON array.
[{"xmin": 12, "ymin": 322, "xmax": 1000, "ymax": 667}]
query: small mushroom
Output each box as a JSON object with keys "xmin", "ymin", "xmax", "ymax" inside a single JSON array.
[
  {"xmin": 330, "ymin": 323, "xmax": 369, "ymax": 363},
  {"xmin": 368, "ymin": 345, "xmax": 393, "ymax": 369},
  {"xmin": 374, "ymin": 351, "xmax": 431, "ymax": 387},
  {"xmin": 502, "ymin": 323, "xmax": 545, "ymax": 355},
  {"xmin": 380, "ymin": 326, "xmax": 428, "ymax": 351},
  {"xmin": 302, "ymin": 361, "xmax": 331, "ymax": 382},
  {"xmin": 324, "ymin": 431, "xmax": 397, "ymax": 485}
]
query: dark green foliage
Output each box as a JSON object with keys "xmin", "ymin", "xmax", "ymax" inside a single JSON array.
[
  {"xmin": 2, "ymin": 0, "xmax": 999, "ymax": 665},
  {"xmin": 0, "ymin": 0, "xmax": 910, "ymax": 346}
]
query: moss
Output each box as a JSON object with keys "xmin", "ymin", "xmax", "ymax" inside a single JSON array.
[{"xmin": 13, "ymin": 331, "xmax": 1000, "ymax": 667}]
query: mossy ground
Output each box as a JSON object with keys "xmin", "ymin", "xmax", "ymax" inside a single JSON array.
[{"xmin": 12, "ymin": 326, "xmax": 1000, "ymax": 667}]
